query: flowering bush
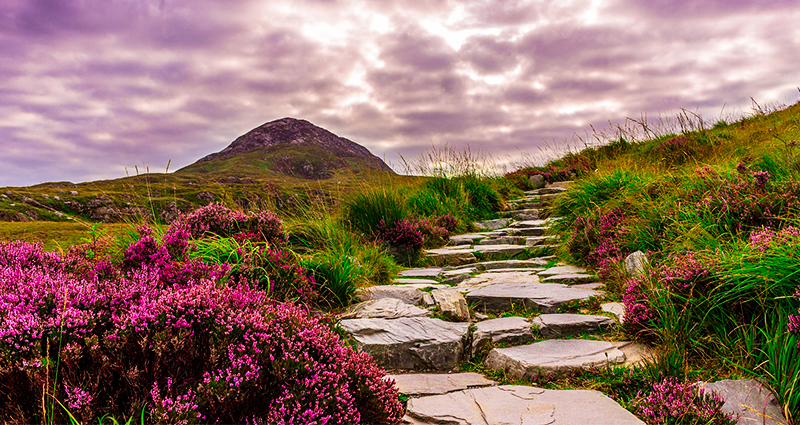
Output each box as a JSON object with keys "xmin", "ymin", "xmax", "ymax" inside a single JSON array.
[
  {"xmin": 0, "ymin": 241, "xmax": 402, "ymax": 424},
  {"xmin": 633, "ymin": 378, "xmax": 737, "ymax": 425},
  {"xmin": 170, "ymin": 203, "xmax": 286, "ymax": 244},
  {"xmin": 566, "ymin": 208, "xmax": 629, "ymax": 278}
]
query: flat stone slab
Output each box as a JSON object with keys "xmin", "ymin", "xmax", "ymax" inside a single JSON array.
[
  {"xmin": 404, "ymin": 385, "xmax": 644, "ymax": 425},
  {"xmin": 394, "ymin": 278, "xmax": 440, "ymax": 285},
  {"xmin": 526, "ymin": 236, "xmax": 558, "ymax": 247},
  {"xmin": 500, "ymin": 208, "xmax": 539, "ymax": 220},
  {"xmin": 356, "ymin": 285, "xmax": 426, "ymax": 305},
  {"xmin": 399, "ymin": 268, "xmax": 444, "ymax": 278},
  {"xmin": 472, "ymin": 244, "xmax": 526, "ymax": 259},
  {"xmin": 484, "ymin": 267, "xmax": 545, "ymax": 274},
  {"xmin": 426, "ymin": 247, "xmax": 478, "ymax": 266},
  {"xmin": 458, "ymin": 271, "xmax": 540, "ymax": 289},
  {"xmin": 510, "ymin": 227, "xmax": 548, "ymax": 236},
  {"xmin": 510, "ymin": 219, "xmax": 551, "ymax": 228},
  {"xmin": 348, "ymin": 298, "xmax": 432, "ymax": 319},
  {"xmin": 472, "ymin": 316, "xmax": 535, "ymax": 354},
  {"xmin": 541, "ymin": 273, "xmax": 598, "ymax": 285},
  {"xmin": 338, "ymin": 317, "xmax": 470, "ymax": 371},
  {"xmin": 611, "ymin": 341, "xmax": 653, "ymax": 366},
  {"xmin": 474, "ymin": 218, "xmax": 512, "ymax": 230},
  {"xmin": 601, "ymin": 302, "xmax": 625, "ymax": 323},
  {"xmin": 477, "ymin": 236, "xmax": 527, "ymax": 245},
  {"xmin": 465, "ymin": 282, "xmax": 604, "ymax": 313},
  {"xmin": 531, "ymin": 314, "xmax": 616, "ymax": 337},
  {"xmin": 699, "ymin": 379, "xmax": 787, "ymax": 425},
  {"xmin": 486, "ymin": 340, "xmax": 626, "ymax": 378},
  {"xmin": 387, "ymin": 373, "xmax": 496, "ymax": 396},
  {"xmin": 449, "ymin": 233, "xmax": 487, "ymax": 245},
  {"xmin": 537, "ymin": 265, "xmax": 589, "ymax": 276}
]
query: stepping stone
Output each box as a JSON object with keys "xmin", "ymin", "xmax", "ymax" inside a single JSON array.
[
  {"xmin": 472, "ymin": 244, "xmax": 526, "ymax": 260},
  {"xmin": 386, "ymin": 373, "xmax": 496, "ymax": 396},
  {"xmin": 394, "ymin": 278, "xmax": 440, "ymax": 285},
  {"xmin": 538, "ymin": 193, "xmax": 562, "ymax": 202},
  {"xmin": 500, "ymin": 208, "xmax": 539, "ymax": 220},
  {"xmin": 426, "ymin": 246, "xmax": 478, "ymax": 266},
  {"xmin": 404, "ymin": 385, "xmax": 645, "ymax": 425},
  {"xmin": 541, "ymin": 273, "xmax": 598, "ymax": 285},
  {"xmin": 338, "ymin": 317, "xmax": 469, "ymax": 371},
  {"xmin": 449, "ymin": 233, "xmax": 486, "ymax": 245},
  {"xmin": 484, "ymin": 267, "xmax": 545, "ymax": 274},
  {"xmin": 471, "ymin": 316, "xmax": 535, "ymax": 354},
  {"xmin": 611, "ymin": 341, "xmax": 654, "ymax": 366},
  {"xmin": 348, "ymin": 298, "xmax": 432, "ymax": 319},
  {"xmin": 465, "ymin": 281, "xmax": 604, "ymax": 312},
  {"xmin": 399, "ymin": 267, "xmax": 443, "ymax": 278},
  {"xmin": 572, "ymin": 282, "xmax": 604, "ymax": 290},
  {"xmin": 441, "ymin": 274, "xmax": 471, "ymax": 285},
  {"xmin": 474, "ymin": 218, "xmax": 511, "ymax": 230},
  {"xmin": 458, "ymin": 271, "xmax": 540, "ymax": 289},
  {"xmin": 471, "ymin": 259, "xmax": 551, "ymax": 271},
  {"xmin": 531, "ymin": 314, "xmax": 616, "ymax": 337},
  {"xmin": 601, "ymin": 302, "xmax": 626, "ymax": 323},
  {"xmin": 486, "ymin": 340, "xmax": 625, "ymax": 378},
  {"xmin": 356, "ymin": 285, "xmax": 426, "ymax": 305},
  {"xmin": 431, "ymin": 288, "xmax": 470, "ymax": 321},
  {"xmin": 537, "ymin": 265, "xmax": 589, "ymax": 276},
  {"xmin": 525, "ymin": 236, "xmax": 558, "ymax": 247},
  {"xmin": 699, "ymin": 379, "xmax": 788, "ymax": 425},
  {"xmin": 532, "ymin": 187, "xmax": 569, "ymax": 195},
  {"xmin": 509, "ymin": 219, "xmax": 551, "ymax": 228},
  {"xmin": 477, "ymin": 236, "xmax": 527, "ymax": 245},
  {"xmin": 510, "ymin": 227, "xmax": 547, "ymax": 236}
]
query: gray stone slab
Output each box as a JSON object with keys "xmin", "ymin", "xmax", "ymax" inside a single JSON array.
[
  {"xmin": 531, "ymin": 314, "xmax": 616, "ymax": 337},
  {"xmin": 458, "ymin": 271, "xmax": 540, "ymax": 289},
  {"xmin": 356, "ymin": 285, "xmax": 426, "ymax": 305},
  {"xmin": 486, "ymin": 340, "xmax": 625, "ymax": 377},
  {"xmin": 500, "ymin": 208, "xmax": 540, "ymax": 220},
  {"xmin": 537, "ymin": 265, "xmax": 589, "ymax": 276},
  {"xmin": 338, "ymin": 317, "xmax": 469, "ymax": 371},
  {"xmin": 387, "ymin": 373, "xmax": 496, "ymax": 396},
  {"xmin": 472, "ymin": 316, "xmax": 535, "ymax": 354},
  {"xmin": 449, "ymin": 233, "xmax": 487, "ymax": 245},
  {"xmin": 510, "ymin": 219, "xmax": 551, "ymax": 228},
  {"xmin": 510, "ymin": 227, "xmax": 548, "ymax": 236},
  {"xmin": 472, "ymin": 244, "xmax": 526, "ymax": 259},
  {"xmin": 394, "ymin": 278, "xmax": 440, "ymax": 285},
  {"xmin": 601, "ymin": 302, "xmax": 625, "ymax": 323},
  {"xmin": 526, "ymin": 236, "xmax": 558, "ymax": 247},
  {"xmin": 474, "ymin": 218, "xmax": 512, "ymax": 230},
  {"xmin": 431, "ymin": 288, "xmax": 470, "ymax": 321},
  {"xmin": 404, "ymin": 385, "xmax": 644, "ymax": 425},
  {"xmin": 426, "ymin": 246, "xmax": 478, "ymax": 266},
  {"xmin": 465, "ymin": 282, "xmax": 603, "ymax": 313},
  {"xmin": 699, "ymin": 379, "xmax": 787, "ymax": 425},
  {"xmin": 399, "ymin": 268, "xmax": 444, "ymax": 278},
  {"xmin": 541, "ymin": 273, "xmax": 598, "ymax": 285},
  {"xmin": 611, "ymin": 341, "xmax": 654, "ymax": 366},
  {"xmin": 477, "ymin": 236, "xmax": 527, "ymax": 245},
  {"xmin": 624, "ymin": 251, "xmax": 649, "ymax": 277},
  {"xmin": 348, "ymin": 298, "xmax": 432, "ymax": 319},
  {"xmin": 484, "ymin": 267, "xmax": 545, "ymax": 274}
]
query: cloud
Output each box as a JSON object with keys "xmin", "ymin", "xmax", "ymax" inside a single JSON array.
[{"xmin": 0, "ymin": 0, "xmax": 798, "ymax": 186}]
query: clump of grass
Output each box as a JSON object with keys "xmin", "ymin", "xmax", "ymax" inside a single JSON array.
[{"xmin": 343, "ymin": 187, "xmax": 408, "ymax": 237}]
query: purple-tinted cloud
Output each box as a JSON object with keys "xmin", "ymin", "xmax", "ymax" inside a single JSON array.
[{"xmin": 0, "ymin": 0, "xmax": 798, "ymax": 186}]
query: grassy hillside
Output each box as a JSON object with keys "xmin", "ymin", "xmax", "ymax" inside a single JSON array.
[{"xmin": 508, "ymin": 99, "xmax": 800, "ymax": 421}]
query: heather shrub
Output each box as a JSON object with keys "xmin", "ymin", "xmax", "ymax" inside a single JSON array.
[
  {"xmin": 633, "ymin": 378, "xmax": 737, "ymax": 425},
  {"xmin": 0, "ymin": 241, "xmax": 402, "ymax": 424},
  {"xmin": 170, "ymin": 203, "xmax": 286, "ymax": 244}
]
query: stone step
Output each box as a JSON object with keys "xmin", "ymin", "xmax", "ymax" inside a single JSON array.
[
  {"xmin": 398, "ymin": 267, "xmax": 444, "ymax": 279},
  {"xmin": 499, "ymin": 208, "xmax": 539, "ymax": 220},
  {"xmin": 347, "ymin": 298, "xmax": 432, "ymax": 319},
  {"xmin": 537, "ymin": 265, "xmax": 589, "ymax": 276},
  {"xmin": 356, "ymin": 283, "xmax": 449, "ymax": 305},
  {"xmin": 403, "ymin": 385, "xmax": 644, "ymax": 425},
  {"xmin": 387, "ymin": 373, "xmax": 496, "ymax": 397},
  {"xmin": 464, "ymin": 281, "xmax": 604, "ymax": 313},
  {"xmin": 476, "ymin": 236, "xmax": 527, "ymax": 245},
  {"xmin": 449, "ymin": 233, "xmax": 488, "ymax": 245},
  {"xmin": 509, "ymin": 201, "xmax": 542, "ymax": 210},
  {"xmin": 509, "ymin": 227, "xmax": 548, "ymax": 236},
  {"xmin": 338, "ymin": 317, "xmax": 469, "ymax": 371},
  {"xmin": 485, "ymin": 339, "xmax": 626, "ymax": 377},
  {"xmin": 471, "ymin": 316, "xmax": 535, "ymax": 354},
  {"xmin": 472, "ymin": 244, "xmax": 526, "ymax": 260},
  {"xmin": 509, "ymin": 219, "xmax": 552, "ymax": 229},
  {"xmin": 473, "ymin": 218, "xmax": 511, "ymax": 230},
  {"xmin": 394, "ymin": 278, "xmax": 440, "ymax": 285},
  {"xmin": 531, "ymin": 313, "xmax": 616, "ymax": 337},
  {"xmin": 446, "ymin": 258, "xmax": 552, "ymax": 272},
  {"xmin": 426, "ymin": 246, "xmax": 478, "ymax": 266},
  {"xmin": 525, "ymin": 235, "xmax": 558, "ymax": 247},
  {"xmin": 540, "ymin": 273, "xmax": 598, "ymax": 285},
  {"xmin": 526, "ymin": 186, "xmax": 569, "ymax": 195}
]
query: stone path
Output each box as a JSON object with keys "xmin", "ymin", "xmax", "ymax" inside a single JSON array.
[{"xmin": 339, "ymin": 183, "xmax": 778, "ymax": 424}]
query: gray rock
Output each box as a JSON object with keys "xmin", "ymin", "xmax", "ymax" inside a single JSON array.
[
  {"xmin": 624, "ymin": 251, "xmax": 649, "ymax": 277},
  {"xmin": 399, "ymin": 268, "xmax": 444, "ymax": 278},
  {"xmin": 69, "ymin": 190, "xmax": 78, "ymax": 196},
  {"xmin": 526, "ymin": 236, "xmax": 558, "ymax": 247},
  {"xmin": 477, "ymin": 236, "xmax": 527, "ymax": 245},
  {"xmin": 472, "ymin": 316, "xmax": 534, "ymax": 354},
  {"xmin": 486, "ymin": 340, "xmax": 626, "ymax": 378},
  {"xmin": 458, "ymin": 271, "xmax": 540, "ymax": 289},
  {"xmin": 500, "ymin": 208, "xmax": 540, "ymax": 220},
  {"xmin": 404, "ymin": 385, "xmax": 645, "ymax": 425},
  {"xmin": 536, "ymin": 187, "xmax": 569, "ymax": 195},
  {"xmin": 541, "ymin": 273, "xmax": 598, "ymax": 285},
  {"xmin": 356, "ymin": 285, "xmax": 426, "ymax": 305},
  {"xmin": 531, "ymin": 314, "xmax": 616, "ymax": 337},
  {"xmin": 449, "ymin": 233, "xmax": 486, "ymax": 245},
  {"xmin": 466, "ymin": 281, "xmax": 603, "ymax": 313},
  {"xmin": 474, "ymin": 218, "xmax": 512, "ymax": 230},
  {"xmin": 348, "ymin": 298, "xmax": 432, "ymax": 319},
  {"xmin": 472, "ymin": 244, "xmax": 526, "ymax": 260},
  {"xmin": 610, "ymin": 341, "xmax": 654, "ymax": 366},
  {"xmin": 699, "ymin": 379, "xmax": 787, "ymax": 425},
  {"xmin": 441, "ymin": 274, "xmax": 471, "ymax": 285},
  {"xmin": 394, "ymin": 278, "xmax": 440, "ymax": 285},
  {"xmin": 601, "ymin": 302, "xmax": 626, "ymax": 323},
  {"xmin": 426, "ymin": 247, "xmax": 478, "ymax": 267},
  {"xmin": 484, "ymin": 267, "xmax": 545, "ymax": 274},
  {"xmin": 537, "ymin": 265, "xmax": 589, "ymax": 276},
  {"xmin": 510, "ymin": 227, "xmax": 548, "ymax": 236},
  {"xmin": 387, "ymin": 373, "xmax": 496, "ymax": 396},
  {"xmin": 510, "ymin": 219, "xmax": 551, "ymax": 228},
  {"xmin": 338, "ymin": 317, "xmax": 469, "ymax": 371},
  {"xmin": 529, "ymin": 174, "xmax": 546, "ymax": 189},
  {"xmin": 422, "ymin": 293, "xmax": 435, "ymax": 308},
  {"xmin": 431, "ymin": 289, "xmax": 470, "ymax": 321}
]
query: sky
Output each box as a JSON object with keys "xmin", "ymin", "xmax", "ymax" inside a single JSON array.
[{"xmin": 1, "ymin": 0, "xmax": 799, "ymax": 186}]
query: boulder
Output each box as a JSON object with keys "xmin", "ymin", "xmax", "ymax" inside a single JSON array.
[
  {"xmin": 624, "ymin": 251, "xmax": 649, "ymax": 277},
  {"xmin": 529, "ymin": 174, "xmax": 546, "ymax": 189},
  {"xmin": 699, "ymin": 379, "xmax": 787, "ymax": 425},
  {"xmin": 338, "ymin": 317, "xmax": 470, "ymax": 371}
]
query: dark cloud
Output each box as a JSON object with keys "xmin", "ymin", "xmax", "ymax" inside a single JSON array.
[{"xmin": 0, "ymin": 0, "xmax": 798, "ymax": 186}]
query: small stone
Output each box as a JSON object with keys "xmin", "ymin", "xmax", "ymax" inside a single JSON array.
[
  {"xmin": 529, "ymin": 174, "xmax": 545, "ymax": 189},
  {"xmin": 4, "ymin": 190, "xmax": 12, "ymax": 195},
  {"xmin": 486, "ymin": 340, "xmax": 626, "ymax": 377},
  {"xmin": 531, "ymin": 314, "xmax": 616, "ymax": 337},
  {"xmin": 69, "ymin": 191, "xmax": 78, "ymax": 195},
  {"xmin": 0, "ymin": 194, "xmax": 6, "ymax": 198},
  {"xmin": 624, "ymin": 251, "xmax": 649, "ymax": 277},
  {"xmin": 54, "ymin": 211, "xmax": 63, "ymax": 217},
  {"xmin": 431, "ymin": 289, "xmax": 470, "ymax": 321},
  {"xmin": 601, "ymin": 302, "xmax": 626, "ymax": 323},
  {"xmin": 422, "ymin": 293, "xmax": 435, "ymax": 307},
  {"xmin": 440, "ymin": 273, "xmax": 470, "ymax": 285},
  {"xmin": 53, "ymin": 196, "xmax": 60, "ymax": 201},
  {"xmin": 42, "ymin": 194, "xmax": 49, "ymax": 199},
  {"xmin": 387, "ymin": 373, "xmax": 496, "ymax": 396}
]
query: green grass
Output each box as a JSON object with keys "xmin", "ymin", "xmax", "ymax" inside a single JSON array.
[{"xmin": 0, "ymin": 221, "xmax": 131, "ymax": 252}]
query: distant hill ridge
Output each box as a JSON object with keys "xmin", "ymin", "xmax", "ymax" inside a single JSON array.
[{"xmin": 181, "ymin": 117, "xmax": 394, "ymax": 179}]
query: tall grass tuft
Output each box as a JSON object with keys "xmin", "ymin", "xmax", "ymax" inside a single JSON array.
[{"xmin": 343, "ymin": 187, "xmax": 407, "ymax": 237}]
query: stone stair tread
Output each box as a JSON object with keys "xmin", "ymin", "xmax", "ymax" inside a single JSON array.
[
  {"xmin": 486, "ymin": 340, "xmax": 626, "ymax": 377},
  {"xmin": 476, "ymin": 236, "xmax": 527, "ymax": 245},
  {"xmin": 509, "ymin": 219, "xmax": 552, "ymax": 228},
  {"xmin": 394, "ymin": 278, "xmax": 440, "ymax": 285},
  {"xmin": 537, "ymin": 265, "xmax": 589, "ymax": 276},
  {"xmin": 531, "ymin": 313, "xmax": 616, "ymax": 337},
  {"xmin": 403, "ymin": 385, "xmax": 644, "ymax": 425},
  {"xmin": 338, "ymin": 317, "xmax": 470, "ymax": 371},
  {"xmin": 473, "ymin": 218, "xmax": 511, "ymax": 230},
  {"xmin": 464, "ymin": 281, "xmax": 605, "ymax": 313},
  {"xmin": 449, "ymin": 233, "xmax": 488, "ymax": 245},
  {"xmin": 541, "ymin": 273, "xmax": 598, "ymax": 284},
  {"xmin": 386, "ymin": 373, "xmax": 496, "ymax": 397},
  {"xmin": 510, "ymin": 227, "xmax": 548, "ymax": 236},
  {"xmin": 483, "ymin": 267, "xmax": 546, "ymax": 274},
  {"xmin": 347, "ymin": 298, "xmax": 432, "ymax": 319},
  {"xmin": 399, "ymin": 267, "xmax": 443, "ymax": 278},
  {"xmin": 472, "ymin": 316, "xmax": 535, "ymax": 353},
  {"xmin": 445, "ymin": 258, "xmax": 551, "ymax": 272}
]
